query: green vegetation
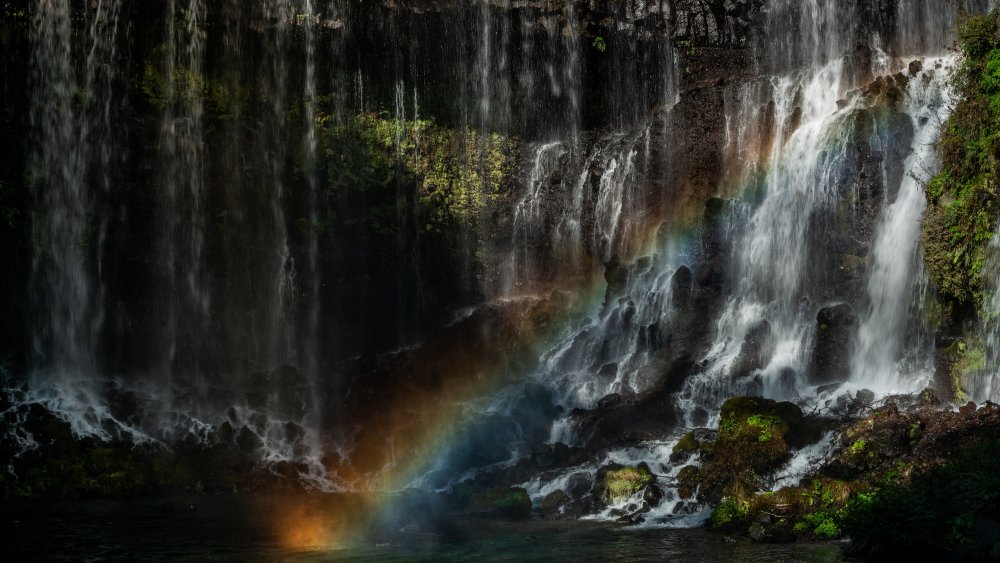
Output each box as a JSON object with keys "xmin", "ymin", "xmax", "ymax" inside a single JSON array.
[
  {"xmin": 710, "ymin": 497, "xmax": 747, "ymax": 528},
  {"xmin": 922, "ymin": 10, "xmax": 1000, "ymax": 308},
  {"xmin": 450, "ymin": 484, "xmax": 531, "ymax": 517},
  {"xmin": 591, "ymin": 36, "xmax": 606, "ymax": 53},
  {"xmin": 841, "ymin": 438, "xmax": 1000, "ymax": 557},
  {"xmin": 140, "ymin": 47, "xmax": 246, "ymax": 119},
  {"xmin": 716, "ymin": 397, "xmax": 798, "ymax": 448},
  {"xmin": 600, "ymin": 465, "xmax": 654, "ymax": 503},
  {"xmin": 318, "ymin": 111, "xmax": 517, "ymax": 236},
  {"xmin": 691, "ymin": 398, "xmax": 807, "ymax": 516},
  {"xmin": 849, "ymin": 439, "xmax": 867, "ymax": 456}
]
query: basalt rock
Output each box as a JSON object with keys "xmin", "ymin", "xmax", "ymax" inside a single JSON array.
[
  {"xmin": 809, "ymin": 304, "xmax": 857, "ymax": 384},
  {"xmin": 730, "ymin": 320, "xmax": 775, "ymax": 379}
]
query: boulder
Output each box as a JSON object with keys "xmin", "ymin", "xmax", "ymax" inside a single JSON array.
[
  {"xmin": 594, "ymin": 463, "xmax": 656, "ymax": 506},
  {"xmin": 730, "ymin": 320, "xmax": 774, "ymax": 379},
  {"xmin": 809, "ymin": 304, "xmax": 856, "ymax": 384},
  {"xmin": 566, "ymin": 472, "xmax": 594, "ymax": 499}
]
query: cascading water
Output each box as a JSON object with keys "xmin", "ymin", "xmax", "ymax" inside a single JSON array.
[
  {"xmin": 158, "ymin": 0, "xmax": 208, "ymax": 422},
  {"xmin": 850, "ymin": 57, "xmax": 957, "ymax": 394},
  {"xmin": 8, "ymin": 0, "xmax": 998, "ymax": 544},
  {"xmin": 978, "ymin": 233, "xmax": 1000, "ymax": 401},
  {"xmin": 28, "ymin": 0, "xmax": 125, "ymax": 438},
  {"xmin": 489, "ymin": 0, "xmax": 981, "ymax": 526}
]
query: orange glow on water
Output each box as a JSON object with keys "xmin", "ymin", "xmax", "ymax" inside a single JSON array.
[{"xmin": 271, "ymin": 494, "xmax": 377, "ymax": 551}]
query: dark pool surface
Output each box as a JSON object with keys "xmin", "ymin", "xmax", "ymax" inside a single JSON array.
[{"xmin": 3, "ymin": 496, "xmax": 849, "ymax": 562}]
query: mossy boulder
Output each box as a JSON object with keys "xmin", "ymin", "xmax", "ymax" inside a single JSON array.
[
  {"xmin": 696, "ymin": 397, "xmax": 806, "ymax": 504},
  {"xmin": 676, "ymin": 465, "xmax": 701, "ymax": 499},
  {"xmin": 594, "ymin": 463, "xmax": 656, "ymax": 505},
  {"xmin": 670, "ymin": 431, "xmax": 700, "ymax": 463},
  {"xmin": 540, "ymin": 489, "xmax": 569, "ymax": 512}
]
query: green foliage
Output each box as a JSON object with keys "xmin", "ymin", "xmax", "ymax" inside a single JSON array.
[
  {"xmin": 843, "ymin": 438, "xmax": 1000, "ymax": 557},
  {"xmin": 140, "ymin": 46, "xmax": 246, "ymax": 118},
  {"xmin": 601, "ymin": 466, "xmax": 654, "ymax": 503},
  {"xmin": 710, "ymin": 497, "xmax": 748, "ymax": 528},
  {"xmin": 318, "ymin": 112, "xmax": 517, "ymax": 236},
  {"xmin": 922, "ymin": 11, "xmax": 1000, "ymax": 308},
  {"xmin": 794, "ymin": 511, "xmax": 840, "ymax": 538},
  {"xmin": 591, "ymin": 36, "xmax": 606, "ymax": 52},
  {"xmin": 849, "ymin": 439, "xmax": 867, "ymax": 456}
]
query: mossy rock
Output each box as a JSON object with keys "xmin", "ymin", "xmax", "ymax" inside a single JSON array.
[
  {"xmin": 540, "ymin": 489, "xmax": 569, "ymax": 513},
  {"xmin": 716, "ymin": 397, "xmax": 800, "ymax": 460},
  {"xmin": 719, "ymin": 397, "xmax": 803, "ymax": 437},
  {"xmin": 944, "ymin": 338, "xmax": 984, "ymax": 402},
  {"xmin": 673, "ymin": 432, "xmax": 700, "ymax": 455},
  {"xmin": 696, "ymin": 397, "xmax": 806, "ymax": 504},
  {"xmin": 676, "ymin": 465, "xmax": 701, "ymax": 499},
  {"xmin": 595, "ymin": 463, "xmax": 655, "ymax": 505}
]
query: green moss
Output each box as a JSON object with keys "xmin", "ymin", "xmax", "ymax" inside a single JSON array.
[
  {"xmin": 745, "ymin": 414, "xmax": 783, "ymax": 443},
  {"xmin": 718, "ymin": 397, "xmax": 797, "ymax": 445},
  {"xmin": 922, "ymin": 11, "xmax": 1000, "ymax": 310},
  {"xmin": 601, "ymin": 465, "xmax": 654, "ymax": 503},
  {"xmin": 944, "ymin": 338, "xmax": 985, "ymax": 401},
  {"xmin": 693, "ymin": 397, "xmax": 804, "ymax": 508},
  {"xmin": 673, "ymin": 432, "xmax": 699, "ymax": 454}
]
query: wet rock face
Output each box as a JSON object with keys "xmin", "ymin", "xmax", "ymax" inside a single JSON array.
[
  {"xmin": 730, "ymin": 320, "xmax": 774, "ymax": 379},
  {"xmin": 670, "ymin": 0, "xmax": 765, "ymax": 47},
  {"xmin": 809, "ymin": 304, "xmax": 856, "ymax": 384}
]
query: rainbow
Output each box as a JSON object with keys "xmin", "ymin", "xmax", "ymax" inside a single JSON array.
[{"xmin": 267, "ymin": 194, "xmax": 716, "ymax": 552}]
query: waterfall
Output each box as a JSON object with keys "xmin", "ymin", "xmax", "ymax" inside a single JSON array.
[
  {"xmin": 677, "ymin": 0, "xmax": 968, "ymax": 417},
  {"xmin": 850, "ymin": 57, "xmax": 957, "ymax": 393},
  {"xmin": 499, "ymin": 0, "xmax": 982, "ymax": 526},
  {"xmin": 978, "ymin": 233, "xmax": 1000, "ymax": 401},
  {"xmin": 677, "ymin": 0, "xmax": 875, "ymax": 419},
  {"xmin": 28, "ymin": 0, "xmax": 124, "ymax": 438},
  {"xmin": 158, "ymin": 0, "xmax": 208, "ymax": 416},
  {"xmin": 12, "ymin": 0, "xmax": 993, "ymax": 512}
]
